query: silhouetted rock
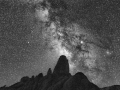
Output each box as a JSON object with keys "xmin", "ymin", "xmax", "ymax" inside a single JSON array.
[
  {"xmin": 47, "ymin": 68, "xmax": 52, "ymax": 76},
  {"xmin": 0, "ymin": 85, "xmax": 6, "ymax": 90},
  {"xmin": 62, "ymin": 72, "xmax": 99, "ymax": 90},
  {"xmin": 0, "ymin": 55, "xmax": 120, "ymax": 90},
  {"xmin": 53, "ymin": 55, "xmax": 70, "ymax": 76},
  {"xmin": 101, "ymin": 85, "xmax": 120, "ymax": 90},
  {"xmin": 20, "ymin": 76, "xmax": 30, "ymax": 83},
  {"xmin": 37, "ymin": 73, "xmax": 43, "ymax": 78},
  {"xmin": 48, "ymin": 76, "xmax": 68, "ymax": 90},
  {"xmin": 9, "ymin": 82, "xmax": 24, "ymax": 89},
  {"xmin": 40, "ymin": 69, "xmax": 53, "ymax": 90}
]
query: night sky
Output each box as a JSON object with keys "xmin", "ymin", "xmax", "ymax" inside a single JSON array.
[
  {"xmin": 0, "ymin": 0, "xmax": 54, "ymax": 86},
  {"xmin": 0, "ymin": 0, "xmax": 120, "ymax": 88}
]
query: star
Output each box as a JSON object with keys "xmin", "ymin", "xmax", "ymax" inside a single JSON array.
[{"xmin": 105, "ymin": 50, "xmax": 113, "ymax": 56}]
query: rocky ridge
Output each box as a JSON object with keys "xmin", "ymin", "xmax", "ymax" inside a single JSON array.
[{"xmin": 0, "ymin": 55, "xmax": 120, "ymax": 90}]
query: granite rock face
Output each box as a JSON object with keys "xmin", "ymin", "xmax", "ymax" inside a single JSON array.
[{"xmin": 0, "ymin": 55, "xmax": 120, "ymax": 90}]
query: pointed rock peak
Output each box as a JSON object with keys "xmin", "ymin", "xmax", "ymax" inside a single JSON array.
[
  {"xmin": 63, "ymin": 72, "xmax": 99, "ymax": 90},
  {"xmin": 72, "ymin": 72, "xmax": 90, "ymax": 83},
  {"xmin": 35, "ymin": 73, "xmax": 43, "ymax": 81},
  {"xmin": 74, "ymin": 72, "xmax": 88, "ymax": 80},
  {"xmin": 20, "ymin": 76, "xmax": 30, "ymax": 83},
  {"xmin": 53, "ymin": 55, "xmax": 69, "ymax": 75},
  {"xmin": 74, "ymin": 72, "xmax": 100, "ymax": 89},
  {"xmin": 31, "ymin": 76, "xmax": 35, "ymax": 79},
  {"xmin": 38, "ymin": 73, "xmax": 43, "ymax": 78},
  {"xmin": 47, "ymin": 68, "xmax": 52, "ymax": 76}
]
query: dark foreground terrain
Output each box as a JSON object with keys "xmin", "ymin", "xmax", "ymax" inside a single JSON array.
[{"xmin": 0, "ymin": 55, "xmax": 120, "ymax": 90}]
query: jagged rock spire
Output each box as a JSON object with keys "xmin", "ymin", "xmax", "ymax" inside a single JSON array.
[
  {"xmin": 37, "ymin": 73, "xmax": 43, "ymax": 79},
  {"xmin": 47, "ymin": 68, "xmax": 52, "ymax": 76},
  {"xmin": 53, "ymin": 55, "xmax": 69, "ymax": 75}
]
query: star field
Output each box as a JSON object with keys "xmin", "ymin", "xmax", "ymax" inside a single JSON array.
[
  {"xmin": 0, "ymin": 0, "xmax": 120, "ymax": 88},
  {"xmin": 0, "ymin": 0, "xmax": 52, "ymax": 86},
  {"xmin": 39, "ymin": 0, "xmax": 120, "ymax": 88}
]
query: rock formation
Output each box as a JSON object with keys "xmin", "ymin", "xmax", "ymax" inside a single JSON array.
[
  {"xmin": 0, "ymin": 55, "xmax": 120, "ymax": 90},
  {"xmin": 53, "ymin": 55, "xmax": 70, "ymax": 76}
]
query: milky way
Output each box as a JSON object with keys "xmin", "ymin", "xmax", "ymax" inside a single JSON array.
[
  {"xmin": 41, "ymin": 15, "xmax": 105, "ymax": 86},
  {"xmin": 38, "ymin": 0, "xmax": 120, "ymax": 88},
  {"xmin": 0, "ymin": 0, "xmax": 120, "ymax": 88}
]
